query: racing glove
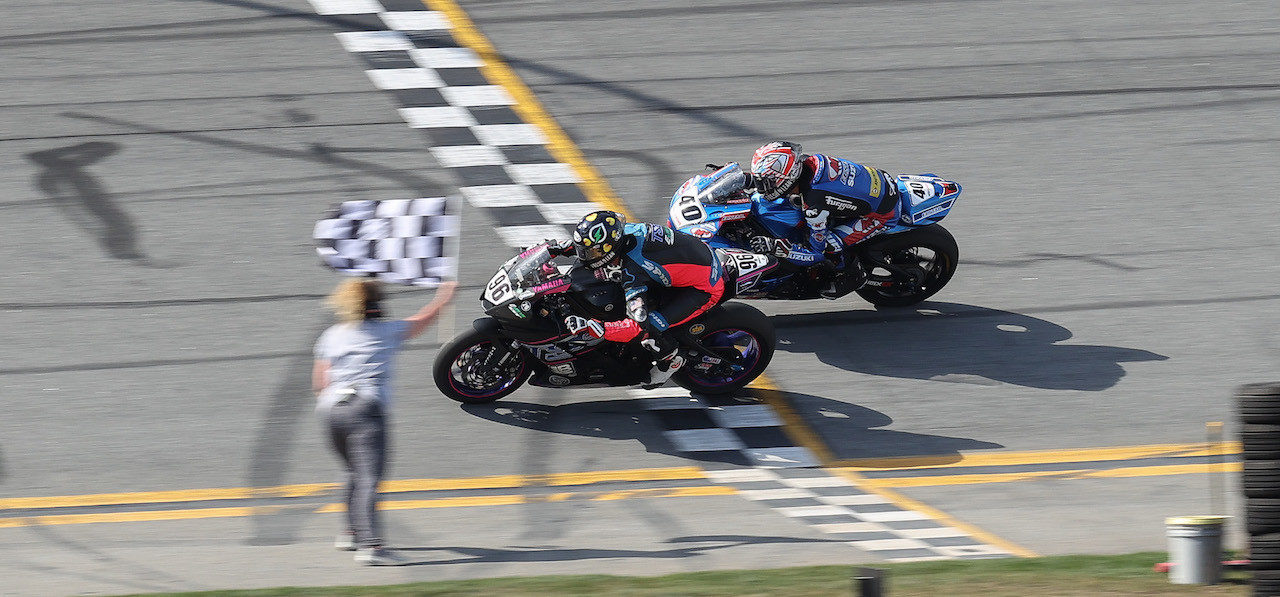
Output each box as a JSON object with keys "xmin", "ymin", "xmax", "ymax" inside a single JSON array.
[
  {"xmin": 751, "ymin": 235, "xmax": 802, "ymax": 260},
  {"xmin": 749, "ymin": 235, "xmax": 774, "ymax": 255},
  {"xmin": 564, "ymin": 315, "xmax": 645, "ymax": 343},
  {"xmin": 545, "ymin": 238, "xmax": 575, "ymax": 257},
  {"xmin": 564, "ymin": 315, "xmax": 605, "ymax": 339}
]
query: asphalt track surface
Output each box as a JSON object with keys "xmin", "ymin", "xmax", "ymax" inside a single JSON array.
[{"xmin": 1, "ymin": 0, "xmax": 1279, "ymax": 593}]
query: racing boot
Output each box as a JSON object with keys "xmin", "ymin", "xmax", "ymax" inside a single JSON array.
[
  {"xmin": 639, "ymin": 335, "xmax": 684, "ymax": 389},
  {"xmin": 819, "ymin": 258, "xmax": 867, "ymax": 299}
]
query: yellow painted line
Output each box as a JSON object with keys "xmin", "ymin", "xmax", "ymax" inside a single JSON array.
[
  {"xmin": 0, "ymin": 467, "xmax": 708, "ymax": 512},
  {"xmin": 748, "ymin": 375, "xmax": 835, "ymax": 463},
  {"xmin": 747, "ymin": 377, "xmax": 1038, "ymax": 558},
  {"xmin": 426, "ymin": 0, "xmax": 627, "ymax": 217},
  {"xmin": 0, "ymin": 506, "xmax": 281, "ymax": 529},
  {"xmin": 830, "ymin": 468, "xmax": 1041, "ymax": 558},
  {"xmin": 380, "ymin": 466, "xmax": 706, "ymax": 492},
  {"xmin": 0, "ymin": 483, "xmax": 336, "ymax": 511},
  {"xmin": 859, "ymin": 461, "xmax": 1242, "ymax": 489},
  {"xmin": 0, "ymin": 487, "xmax": 736, "ymax": 529},
  {"xmin": 834, "ymin": 441, "xmax": 1241, "ymax": 471}
]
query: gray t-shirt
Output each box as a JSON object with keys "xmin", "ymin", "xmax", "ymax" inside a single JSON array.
[{"xmin": 314, "ymin": 319, "xmax": 410, "ymax": 410}]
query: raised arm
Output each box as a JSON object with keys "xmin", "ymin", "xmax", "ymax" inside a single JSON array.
[
  {"xmin": 312, "ymin": 359, "xmax": 329, "ymax": 396},
  {"xmin": 403, "ymin": 281, "xmax": 458, "ymax": 341}
]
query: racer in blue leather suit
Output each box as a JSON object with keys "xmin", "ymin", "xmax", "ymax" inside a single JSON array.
[{"xmin": 744, "ymin": 141, "xmax": 899, "ymax": 269}]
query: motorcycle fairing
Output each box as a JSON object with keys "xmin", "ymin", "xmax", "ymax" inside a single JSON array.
[{"xmin": 890, "ymin": 174, "xmax": 962, "ymax": 231}]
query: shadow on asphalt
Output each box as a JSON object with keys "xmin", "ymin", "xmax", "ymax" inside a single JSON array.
[
  {"xmin": 462, "ymin": 392, "xmax": 1000, "ymax": 468},
  {"xmin": 394, "ymin": 534, "xmax": 842, "ymax": 565},
  {"xmin": 771, "ymin": 391, "xmax": 1003, "ymax": 465},
  {"xmin": 773, "ymin": 301, "xmax": 1168, "ymax": 391}
]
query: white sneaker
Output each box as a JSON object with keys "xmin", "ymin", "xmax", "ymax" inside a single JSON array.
[
  {"xmin": 334, "ymin": 533, "xmax": 356, "ymax": 551},
  {"xmin": 355, "ymin": 547, "xmax": 406, "ymax": 566}
]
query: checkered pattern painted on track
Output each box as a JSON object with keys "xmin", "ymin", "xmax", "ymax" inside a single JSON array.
[
  {"xmin": 307, "ymin": 0, "xmax": 1023, "ymax": 563},
  {"xmin": 310, "ymin": 0, "xmax": 601, "ymax": 249}
]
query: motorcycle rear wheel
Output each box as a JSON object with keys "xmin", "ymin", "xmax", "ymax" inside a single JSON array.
[
  {"xmin": 855, "ymin": 224, "xmax": 958, "ymax": 308},
  {"xmin": 433, "ymin": 329, "xmax": 530, "ymax": 404},
  {"xmin": 673, "ymin": 302, "xmax": 776, "ymax": 396}
]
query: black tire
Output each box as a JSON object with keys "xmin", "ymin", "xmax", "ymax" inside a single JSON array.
[
  {"xmin": 1254, "ymin": 579, "xmax": 1280, "ymax": 597},
  {"xmin": 855, "ymin": 224, "xmax": 958, "ymax": 308},
  {"xmin": 1244, "ymin": 461, "xmax": 1280, "ymax": 499},
  {"xmin": 1240, "ymin": 385, "xmax": 1280, "ymax": 424},
  {"xmin": 1256, "ymin": 568, "xmax": 1280, "ymax": 581},
  {"xmin": 1243, "ymin": 424, "xmax": 1280, "ymax": 460},
  {"xmin": 673, "ymin": 302, "xmax": 776, "ymax": 396},
  {"xmin": 1248, "ymin": 498, "xmax": 1280, "ymax": 536},
  {"xmin": 1241, "ymin": 383, "xmax": 1280, "ymax": 397},
  {"xmin": 1252, "ymin": 534, "xmax": 1280, "ymax": 566},
  {"xmin": 432, "ymin": 328, "xmax": 530, "ymax": 404}
]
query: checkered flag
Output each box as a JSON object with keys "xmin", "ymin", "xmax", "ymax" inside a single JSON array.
[{"xmin": 314, "ymin": 197, "xmax": 459, "ymax": 286}]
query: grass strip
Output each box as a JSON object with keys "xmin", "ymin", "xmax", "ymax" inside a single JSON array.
[{"xmin": 117, "ymin": 552, "xmax": 1252, "ymax": 596}]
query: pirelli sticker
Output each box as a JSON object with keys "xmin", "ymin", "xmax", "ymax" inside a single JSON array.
[{"xmin": 866, "ymin": 165, "xmax": 882, "ymax": 198}]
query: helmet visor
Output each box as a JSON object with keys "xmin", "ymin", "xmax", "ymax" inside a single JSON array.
[{"xmin": 575, "ymin": 242, "xmax": 613, "ymax": 269}]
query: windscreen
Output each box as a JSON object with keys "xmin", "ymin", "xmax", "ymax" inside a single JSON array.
[
  {"xmin": 506, "ymin": 243, "xmax": 554, "ymax": 286},
  {"xmin": 696, "ymin": 162, "xmax": 748, "ymax": 204}
]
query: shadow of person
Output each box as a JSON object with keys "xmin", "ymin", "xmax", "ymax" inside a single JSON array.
[
  {"xmin": 394, "ymin": 534, "xmax": 841, "ymax": 565},
  {"xmin": 772, "ymin": 302, "xmax": 1168, "ymax": 391},
  {"xmin": 462, "ymin": 392, "xmax": 1001, "ymax": 467},
  {"xmin": 26, "ymin": 141, "xmax": 146, "ymax": 261}
]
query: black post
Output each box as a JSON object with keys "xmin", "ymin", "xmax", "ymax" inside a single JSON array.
[{"xmin": 853, "ymin": 567, "xmax": 886, "ymax": 597}]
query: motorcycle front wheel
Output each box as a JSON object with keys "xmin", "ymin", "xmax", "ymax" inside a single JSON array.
[
  {"xmin": 673, "ymin": 302, "xmax": 776, "ymax": 396},
  {"xmin": 432, "ymin": 329, "xmax": 530, "ymax": 404},
  {"xmin": 855, "ymin": 224, "xmax": 958, "ymax": 308}
]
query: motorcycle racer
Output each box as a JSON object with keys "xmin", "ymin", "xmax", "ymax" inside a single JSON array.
[
  {"xmin": 743, "ymin": 141, "xmax": 900, "ymax": 297},
  {"xmin": 547, "ymin": 210, "xmax": 726, "ymax": 388}
]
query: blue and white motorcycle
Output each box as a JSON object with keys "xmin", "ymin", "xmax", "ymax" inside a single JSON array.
[{"xmin": 668, "ymin": 163, "xmax": 961, "ymax": 307}]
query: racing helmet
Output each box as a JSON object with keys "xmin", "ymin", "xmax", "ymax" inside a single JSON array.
[
  {"xmin": 749, "ymin": 141, "xmax": 804, "ymax": 200},
  {"xmin": 572, "ymin": 210, "xmax": 627, "ymax": 269}
]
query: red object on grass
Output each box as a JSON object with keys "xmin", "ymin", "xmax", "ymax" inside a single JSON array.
[{"xmin": 1154, "ymin": 560, "xmax": 1250, "ymax": 572}]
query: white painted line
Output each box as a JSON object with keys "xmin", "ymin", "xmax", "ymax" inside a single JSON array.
[
  {"xmin": 398, "ymin": 106, "xmax": 477, "ymax": 128},
  {"xmin": 441, "ymin": 85, "xmax": 516, "ymax": 107},
  {"xmin": 812, "ymin": 521, "xmax": 891, "ymax": 534},
  {"xmin": 934, "ymin": 545, "xmax": 1011, "ymax": 557},
  {"xmin": 780, "ymin": 476, "xmax": 856, "ymax": 489},
  {"xmin": 409, "ymin": 47, "xmax": 485, "ymax": 69},
  {"xmin": 709, "ymin": 404, "xmax": 783, "ymax": 428},
  {"xmin": 380, "ymin": 11, "xmax": 451, "ymax": 31},
  {"xmin": 506, "ymin": 163, "xmax": 582, "ymax": 185},
  {"xmin": 746, "ymin": 447, "xmax": 821, "ymax": 468},
  {"xmin": 459, "ymin": 185, "xmax": 540, "ymax": 207},
  {"xmin": 775, "ymin": 505, "xmax": 852, "ymax": 518},
  {"xmin": 896, "ymin": 527, "xmax": 970, "ymax": 539},
  {"xmin": 494, "ymin": 225, "xmax": 569, "ymax": 247},
  {"xmin": 629, "ymin": 387, "xmax": 695, "ymax": 399},
  {"xmin": 815, "ymin": 494, "xmax": 891, "ymax": 506},
  {"xmin": 429, "ymin": 145, "xmax": 508, "ymax": 168},
  {"xmin": 854, "ymin": 510, "xmax": 931, "ymax": 523},
  {"xmin": 665, "ymin": 428, "xmax": 746, "ymax": 452},
  {"xmin": 850, "ymin": 538, "xmax": 931, "ymax": 551},
  {"xmin": 335, "ymin": 31, "xmax": 413, "ymax": 52},
  {"xmin": 308, "ymin": 0, "xmax": 380, "ymax": 15},
  {"xmin": 472, "ymin": 124, "xmax": 548, "ymax": 146},
  {"xmin": 738, "ymin": 488, "xmax": 816, "ymax": 501},
  {"xmin": 702, "ymin": 469, "xmax": 778, "ymax": 483},
  {"xmin": 639, "ymin": 397, "xmax": 704, "ymax": 410},
  {"xmin": 536, "ymin": 203, "xmax": 600, "ymax": 225},
  {"xmin": 884, "ymin": 555, "xmax": 953, "ymax": 562},
  {"xmin": 366, "ymin": 68, "xmax": 445, "ymax": 90}
]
